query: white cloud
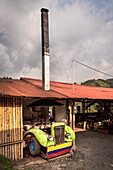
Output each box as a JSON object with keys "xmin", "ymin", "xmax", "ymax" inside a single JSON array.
[{"xmin": 0, "ymin": 0, "xmax": 113, "ymax": 84}]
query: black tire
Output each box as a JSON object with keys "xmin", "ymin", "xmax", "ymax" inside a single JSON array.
[{"xmin": 29, "ymin": 136, "xmax": 41, "ymax": 156}]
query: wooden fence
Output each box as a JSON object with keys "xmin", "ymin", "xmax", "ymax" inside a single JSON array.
[{"xmin": 0, "ymin": 96, "xmax": 23, "ymax": 160}]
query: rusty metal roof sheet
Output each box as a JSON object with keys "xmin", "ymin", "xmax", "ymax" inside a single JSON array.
[
  {"xmin": 1, "ymin": 77, "xmax": 113, "ymax": 100},
  {"xmin": 0, "ymin": 78, "xmax": 66, "ymax": 98},
  {"xmin": 21, "ymin": 77, "xmax": 113, "ymax": 100}
]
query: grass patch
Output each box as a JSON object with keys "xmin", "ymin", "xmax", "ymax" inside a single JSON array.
[{"xmin": 0, "ymin": 154, "xmax": 13, "ymax": 170}]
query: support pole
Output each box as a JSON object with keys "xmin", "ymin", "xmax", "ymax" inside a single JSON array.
[{"xmin": 71, "ymin": 99, "xmax": 76, "ymax": 153}]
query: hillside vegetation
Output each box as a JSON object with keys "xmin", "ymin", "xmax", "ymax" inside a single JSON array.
[{"xmin": 81, "ymin": 79, "xmax": 113, "ymax": 88}]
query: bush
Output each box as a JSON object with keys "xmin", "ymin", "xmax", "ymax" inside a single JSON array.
[{"xmin": 0, "ymin": 154, "xmax": 13, "ymax": 170}]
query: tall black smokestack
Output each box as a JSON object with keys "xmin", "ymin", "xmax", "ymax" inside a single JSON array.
[{"xmin": 41, "ymin": 8, "xmax": 50, "ymax": 90}]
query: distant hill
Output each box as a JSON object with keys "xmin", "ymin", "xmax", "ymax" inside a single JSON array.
[{"xmin": 81, "ymin": 79, "xmax": 113, "ymax": 88}]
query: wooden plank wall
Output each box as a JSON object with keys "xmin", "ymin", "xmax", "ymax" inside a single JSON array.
[{"xmin": 0, "ymin": 96, "xmax": 23, "ymax": 160}]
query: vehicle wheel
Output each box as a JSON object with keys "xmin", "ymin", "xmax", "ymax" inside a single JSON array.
[{"xmin": 29, "ymin": 136, "xmax": 41, "ymax": 156}]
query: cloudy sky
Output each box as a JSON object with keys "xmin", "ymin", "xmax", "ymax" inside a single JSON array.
[{"xmin": 0, "ymin": 0, "xmax": 113, "ymax": 84}]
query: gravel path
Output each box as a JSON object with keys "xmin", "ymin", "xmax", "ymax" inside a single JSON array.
[{"xmin": 15, "ymin": 131, "xmax": 113, "ymax": 170}]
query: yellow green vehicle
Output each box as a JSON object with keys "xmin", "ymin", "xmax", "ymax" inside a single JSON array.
[{"xmin": 23, "ymin": 122, "xmax": 75, "ymax": 159}]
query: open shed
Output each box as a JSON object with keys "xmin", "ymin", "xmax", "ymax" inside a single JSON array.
[
  {"xmin": 0, "ymin": 78, "xmax": 68, "ymax": 160},
  {"xmin": 0, "ymin": 77, "xmax": 113, "ymax": 160}
]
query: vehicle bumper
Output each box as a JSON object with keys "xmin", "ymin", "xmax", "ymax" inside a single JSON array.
[{"xmin": 47, "ymin": 142, "xmax": 72, "ymax": 158}]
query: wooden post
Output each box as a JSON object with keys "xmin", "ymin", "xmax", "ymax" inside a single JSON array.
[
  {"xmin": 13, "ymin": 97, "xmax": 17, "ymax": 160},
  {"xmin": 68, "ymin": 100, "xmax": 72, "ymax": 128},
  {"xmin": 73, "ymin": 113, "xmax": 75, "ymax": 132},
  {"xmin": 12, "ymin": 98, "xmax": 14, "ymax": 160},
  {"xmin": 68, "ymin": 99, "xmax": 76, "ymax": 152},
  {"xmin": 16, "ymin": 97, "xmax": 18, "ymax": 160},
  {"xmin": 18, "ymin": 98, "xmax": 21, "ymax": 160},
  {"xmin": 4, "ymin": 97, "xmax": 7, "ymax": 157},
  {"xmin": 0, "ymin": 97, "xmax": 2, "ymax": 154},
  {"xmin": 66, "ymin": 99, "xmax": 69, "ymax": 126},
  {"xmin": 16, "ymin": 97, "xmax": 19, "ymax": 159},
  {"xmin": 72, "ymin": 100, "xmax": 74, "ymax": 130},
  {"xmin": 69, "ymin": 99, "xmax": 76, "ymax": 131},
  {"xmin": 20, "ymin": 98, "xmax": 23, "ymax": 159},
  {"xmin": 11, "ymin": 98, "xmax": 13, "ymax": 158},
  {"xmin": 6, "ymin": 97, "xmax": 10, "ymax": 158},
  {"xmin": 9, "ymin": 98, "xmax": 11, "ymax": 158},
  {"xmin": 2, "ymin": 97, "xmax": 4, "ymax": 156}
]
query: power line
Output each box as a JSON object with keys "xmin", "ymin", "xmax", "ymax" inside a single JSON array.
[
  {"xmin": 0, "ymin": 29, "xmax": 38, "ymax": 76},
  {"xmin": 0, "ymin": 66, "xmax": 9, "ymax": 75},
  {"xmin": 50, "ymin": 32, "xmax": 73, "ymax": 83},
  {"xmin": 50, "ymin": 31, "xmax": 73, "ymax": 91},
  {"xmin": 50, "ymin": 31, "xmax": 68, "ymax": 79},
  {"xmin": 66, "ymin": 62, "xmax": 72, "ymax": 83},
  {"xmin": 73, "ymin": 59, "xmax": 113, "ymax": 78}
]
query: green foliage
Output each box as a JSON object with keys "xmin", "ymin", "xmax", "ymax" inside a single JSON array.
[
  {"xmin": 0, "ymin": 154, "xmax": 13, "ymax": 170},
  {"xmin": 81, "ymin": 78, "xmax": 113, "ymax": 88}
]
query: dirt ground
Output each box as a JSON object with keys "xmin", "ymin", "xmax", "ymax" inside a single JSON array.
[{"xmin": 14, "ymin": 130, "xmax": 113, "ymax": 170}]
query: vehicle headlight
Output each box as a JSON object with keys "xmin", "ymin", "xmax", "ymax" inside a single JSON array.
[
  {"xmin": 48, "ymin": 135, "xmax": 54, "ymax": 141},
  {"xmin": 65, "ymin": 133, "xmax": 71, "ymax": 139}
]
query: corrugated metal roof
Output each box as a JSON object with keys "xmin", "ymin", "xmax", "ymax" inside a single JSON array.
[
  {"xmin": 1, "ymin": 77, "xmax": 113, "ymax": 100},
  {"xmin": 21, "ymin": 77, "xmax": 113, "ymax": 100},
  {"xmin": 0, "ymin": 78, "xmax": 66, "ymax": 98}
]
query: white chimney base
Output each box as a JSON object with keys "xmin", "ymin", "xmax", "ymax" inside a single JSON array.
[{"xmin": 43, "ymin": 54, "xmax": 50, "ymax": 90}]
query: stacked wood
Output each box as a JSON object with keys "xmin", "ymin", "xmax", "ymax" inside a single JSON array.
[{"xmin": 0, "ymin": 96, "xmax": 23, "ymax": 160}]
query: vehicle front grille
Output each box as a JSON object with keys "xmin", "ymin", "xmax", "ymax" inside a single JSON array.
[{"xmin": 54, "ymin": 125, "xmax": 65, "ymax": 145}]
